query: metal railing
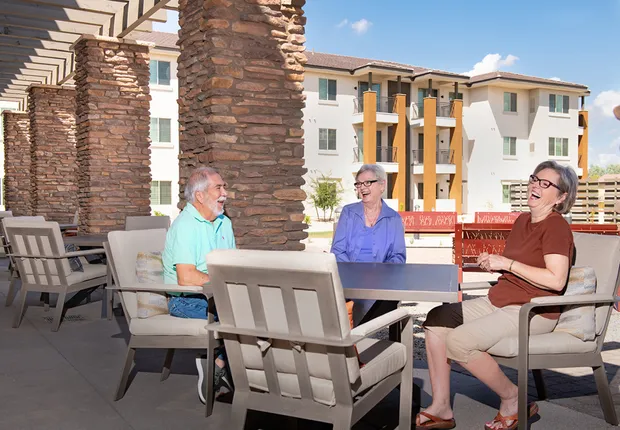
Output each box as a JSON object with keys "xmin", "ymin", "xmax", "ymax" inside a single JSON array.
[
  {"xmin": 410, "ymin": 101, "xmax": 455, "ymax": 119},
  {"xmin": 353, "ymin": 146, "xmax": 397, "ymax": 163},
  {"xmin": 412, "ymin": 149, "xmax": 453, "ymax": 164},
  {"xmin": 353, "ymin": 96, "xmax": 396, "ymax": 114}
]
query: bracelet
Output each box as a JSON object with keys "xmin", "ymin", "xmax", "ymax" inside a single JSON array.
[{"xmin": 509, "ymin": 260, "xmax": 515, "ymax": 272}]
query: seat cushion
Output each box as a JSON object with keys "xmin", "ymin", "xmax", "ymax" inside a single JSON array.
[
  {"xmin": 129, "ymin": 314, "xmax": 210, "ymax": 336},
  {"xmin": 553, "ymin": 266, "xmax": 597, "ymax": 341},
  {"xmin": 488, "ymin": 331, "xmax": 597, "ymax": 357},
  {"xmin": 245, "ymin": 338, "xmax": 407, "ymax": 406},
  {"xmin": 135, "ymin": 251, "xmax": 168, "ymax": 318},
  {"xmin": 66, "ymin": 263, "xmax": 107, "ymax": 285}
]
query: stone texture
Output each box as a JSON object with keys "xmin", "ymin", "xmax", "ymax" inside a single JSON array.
[
  {"xmin": 178, "ymin": 0, "xmax": 308, "ymax": 250},
  {"xmin": 73, "ymin": 36, "xmax": 152, "ymax": 233},
  {"xmin": 27, "ymin": 85, "xmax": 78, "ymax": 222},
  {"xmin": 2, "ymin": 111, "xmax": 31, "ymax": 216}
]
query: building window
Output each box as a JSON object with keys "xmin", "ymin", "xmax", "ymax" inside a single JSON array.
[
  {"xmin": 319, "ymin": 128, "xmax": 337, "ymax": 151},
  {"xmin": 449, "ymin": 92, "xmax": 463, "ymax": 100},
  {"xmin": 503, "ymin": 136, "xmax": 517, "ymax": 156},
  {"xmin": 151, "ymin": 181, "xmax": 172, "ymax": 205},
  {"xmin": 150, "ymin": 118, "xmax": 172, "ymax": 143},
  {"xmin": 503, "ymin": 92, "xmax": 517, "ymax": 112},
  {"xmin": 549, "ymin": 94, "xmax": 569, "ymax": 114},
  {"xmin": 549, "ymin": 137, "xmax": 569, "ymax": 157},
  {"xmin": 502, "ymin": 184, "xmax": 511, "ymax": 203},
  {"xmin": 149, "ymin": 60, "xmax": 171, "ymax": 86},
  {"xmin": 319, "ymin": 78, "xmax": 337, "ymax": 101}
]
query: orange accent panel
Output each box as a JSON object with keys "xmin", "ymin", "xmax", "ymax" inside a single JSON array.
[
  {"xmin": 392, "ymin": 94, "xmax": 407, "ymax": 211},
  {"xmin": 423, "ymin": 97, "xmax": 437, "ymax": 211},
  {"xmin": 578, "ymin": 110, "xmax": 588, "ymax": 179},
  {"xmin": 363, "ymin": 91, "xmax": 377, "ymax": 164},
  {"xmin": 449, "ymin": 100, "xmax": 463, "ymax": 214}
]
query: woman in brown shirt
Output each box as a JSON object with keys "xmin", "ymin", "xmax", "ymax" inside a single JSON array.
[{"xmin": 416, "ymin": 161, "xmax": 578, "ymax": 430}]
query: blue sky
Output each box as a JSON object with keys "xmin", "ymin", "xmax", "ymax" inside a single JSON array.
[{"xmin": 155, "ymin": 0, "xmax": 620, "ymax": 167}]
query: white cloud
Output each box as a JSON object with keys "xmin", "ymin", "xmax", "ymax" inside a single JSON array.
[
  {"xmin": 598, "ymin": 153, "xmax": 620, "ymax": 166},
  {"xmin": 549, "ymin": 77, "xmax": 562, "ymax": 81},
  {"xmin": 351, "ymin": 19, "xmax": 372, "ymax": 35},
  {"xmin": 465, "ymin": 53, "xmax": 519, "ymax": 77},
  {"xmin": 336, "ymin": 19, "xmax": 349, "ymax": 28},
  {"xmin": 592, "ymin": 90, "xmax": 620, "ymax": 118}
]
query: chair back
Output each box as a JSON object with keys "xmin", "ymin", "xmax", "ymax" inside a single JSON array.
[
  {"xmin": 107, "ymin": 229, "xmax": 167, "ymax": 320},
  {"xmin": 206, "ymin": 249, "xmax": 361, "ymax": 405},
  {"xmin": 2, "ymin": 216, "xmax": 46, "ymax": 267},
  {"xmin": 125, "ymin": 216, "xmax": 170, "ymax": 231},
  {"xmin": 4, "ymin": 219, "xmax": 71, "ymax": 286},
  {"xmin": 573, "ymin": 233, "xmax": 620, "ymax": 337}
]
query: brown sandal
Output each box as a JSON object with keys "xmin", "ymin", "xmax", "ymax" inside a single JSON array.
[
  {"xmin": 484, "ymin": 402, "xmax": 539, "ymax": 430},
  {"xmin": 415, "ymin": 411, "xmax": 456, "ymax": 429}
]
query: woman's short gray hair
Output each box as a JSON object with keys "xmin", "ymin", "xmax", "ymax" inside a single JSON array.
[
  {"xmin": 185, "ymin": 166, "xmax": 219, "ymax": 204},
  {"xmin": 533, "ymin": 160, "xmax": 578, "ymax": 214},
  {"xmin": 356, "ymin": 164, "xmax": 387, "ymax": 183}
]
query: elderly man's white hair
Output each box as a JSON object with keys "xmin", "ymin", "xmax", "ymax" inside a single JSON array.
[{"xmin": 184, "ymin": 166, "xmax": 219, "ymax": 204}]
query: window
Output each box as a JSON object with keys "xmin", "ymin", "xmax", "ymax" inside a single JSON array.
[
  {"xmin": 549, "ymin": 94, "xmax": 569, "ymax": 114},
  {"xmin": 319, "ymin": 78, "xmax": 337, "ymax": 101},
  {"xmin": 503, "ymin": 136, "xmax": 517, "ymax": 156},
  {"xmin": 503, "ymin": 92, "xmax": 517, "ymax": 112},
  {"xmin": 150, "ymin": 118, "xmax": 172, "ymax": 143},
  {"xmin": 319, "ymin": 128, "xmax": 337, "ymax": 151},
  {"xmin": 151, "ymin": 181, "xmax": 172, "ymax": 205},
  {"xmin": 502, "ymin": 184, "xmax": 511, "ymax": 203},
  {"xmin": 149, "ymin": 60, "xmax": 171, "ymax": 86},
  {"xmin": 548, "ymin": 137, "xmax": 569, "ymax": 157},
  {"xmin": 449, "ymin": 92, "xmax": 463, "ymax": 100}
]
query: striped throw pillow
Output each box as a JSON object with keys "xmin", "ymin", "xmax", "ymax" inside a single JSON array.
[{"xmin": 554, "ymin": 266, "xmax": 596, "ymax": 341}]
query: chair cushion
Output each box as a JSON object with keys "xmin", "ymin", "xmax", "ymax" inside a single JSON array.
[
  {"xmin": 66, "ymin": 263, "xmax": 107, "ymax": 285},
  {"xmin": 554, "ymin": 266, "xmax": 596, "ymax": 341},
  {"xmin": 135, "ymin": 251, "xmax": 168, "ymax": 318},
  {"xmin": 129, "ymin": 314, "xmax": 210, "ymax": 336},
  {"xmin": 64, "ymin": 244, "xmax": 84, "ymax": 272},
  {"xmin": 488, "ymin": 331, "xmax": 597, "ymax": 357},
  {"xmin": 245, "ymin": 338, "xmax": 406, "ymax": 406}
]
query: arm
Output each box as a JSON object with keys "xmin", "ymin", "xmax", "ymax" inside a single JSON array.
[
  {"xmin": 330, "ymin": 208, "xmax": 350, "ymax": 262},
  {"xmin": 386, "ymin": 216, "xmax": 406, "ymax": 264},
  {"xmin": 176, "ymin": 264, "xmax": 211, "ymax": 286}
]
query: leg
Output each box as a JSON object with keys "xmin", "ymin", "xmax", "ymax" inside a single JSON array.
[
  {"xmin": 161, "ymin": 348, "xmax": 175, "ymax": 381},
  {"xmin": 12, "ymin": 287, "xmax": 28, "ymax": 328},
  {"xmin": 51, "ymin": 292, "xmax": 67, "ymax": 332},
  {"xmin": 532, "ymin": 369, "xmax": 547, "ymax": 400},
  {"xmin": 593, "ymin": 364, "xmax": 619, "ymax": 425},
  {"xmin": 331, "ymin": 406, "xmax": 353, "ymax": 430},
  {"xmin": 115, "ymin": 346, "xmax": 136, "ymax": 401},
  {"xmin": 202, "ymin": 352, "xmax": 215, "ymax": 417},
  {"xmin": 231, "ymin": 392, "xmax": 249, "ymax": 430},
  {"xmin": 5, "ymin": 277, "xmax": 19, "ymax": 307}
]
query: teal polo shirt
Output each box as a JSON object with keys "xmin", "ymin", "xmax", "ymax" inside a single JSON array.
[{"xmin": 162, "ymin": 202, "xmax": 236, "ymax": 292}]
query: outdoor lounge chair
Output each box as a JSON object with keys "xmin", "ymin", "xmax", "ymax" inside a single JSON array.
[
  {"xmin": 124, "ymin": 215, "xmax": 170, "ymax": 231},
  {"xmin": 204, "ymin": 249, "xmax": 414, "ymax": 430},
  {"xmin": 5, "ymin": 219, "xmax": 107, "ymax": 331},
  {"xmin": 461, "ymin": 232, "xmax": 620, "ymax": 428},
  {"xmin": 105, "ymin": 228, "xmax": 219, "ymax": 417}
]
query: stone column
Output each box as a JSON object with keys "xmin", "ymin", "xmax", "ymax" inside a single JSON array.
[
  {"xmin": 27, "ymin": 85, "xmax": 78, "ymax": 222},
  {"xmin": 72, "ymin": 35, "xmax": 152, "ymax": 234},
  {"xmin": 178, "ymin": 0, "xmax": 308, "ymax": 250},
  {"xmin": 2, "ymin": 111, "xmax": 31, "ymax": 216}
]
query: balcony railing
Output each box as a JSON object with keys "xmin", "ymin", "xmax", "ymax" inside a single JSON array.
[
  {"xmin": 411, "ymin": 101, "xmax": 453, "ymax": 120},
  {"xmin": 578, "ymin": 114, "xmax": 587, "ymax": 127},
  {"xmin": 353, "ymin": 96, "xmax": 396, "ymax": 114},
  {"xmin": 353, "ymin": 146, "xmax": 397, "ymax": 163},
  {"xmin": 412, "ymin": 149, "xmax": 452, "ymax": 164}
]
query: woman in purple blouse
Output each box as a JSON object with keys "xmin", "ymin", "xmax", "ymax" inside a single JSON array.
[{"xmin": 331, "ymin": 164, "xmax": 406, "ymax": 324}]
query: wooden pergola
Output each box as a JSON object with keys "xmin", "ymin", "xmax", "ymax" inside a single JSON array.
[{"xmin": 0, "ymin": 0, "xmax": 178, "ymax": 108}]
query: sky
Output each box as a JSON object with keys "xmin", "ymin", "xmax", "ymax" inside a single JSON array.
[{"xmin": 154, "ymin": 0, "xmax": 620, "ymax": 167}]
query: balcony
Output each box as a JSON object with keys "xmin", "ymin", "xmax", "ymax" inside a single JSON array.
[
  {"xmin": 578, "ymin": 113, "xmax": 586, "ymax": 135},
  {"xmin": 411, "ymin": 149, "xmax": 456, "ymax": 174},
  {"xmin": 352, "ymin": 96, "xmax": 399, "ymax": 125},
  {"xmin": 410, "ymin": 101, "xmax": 456, "ymax": 128},
  {"xmin": 352, "ymin": 145, "xmax": 398, "ymax": 173}
]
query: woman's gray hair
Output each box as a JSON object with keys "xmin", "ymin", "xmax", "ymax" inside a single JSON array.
[
  {"xmin": 185, "ymin": 166, "xmax": 219, "ymax": 203},
  {"xmin": 533, "ymin": 160, "xmax": 578, "ymax": 214},
  {"xmin": 356, "ymin": 164, "xmax": 387, "ymax": 183}
]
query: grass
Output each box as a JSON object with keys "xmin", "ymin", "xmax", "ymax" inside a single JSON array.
[{"xmin": 307, "ymin": 231, "xmax": 333, "ymax": 239}]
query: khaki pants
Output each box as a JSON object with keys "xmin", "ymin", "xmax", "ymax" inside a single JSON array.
[{"xmin": 425, "ymin": 296, "xmax": 557, "ymax": 363}]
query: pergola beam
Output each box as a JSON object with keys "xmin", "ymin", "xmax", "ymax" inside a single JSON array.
[
  {"xmin": 0, "ymin": 1, "xmax": 124, "ymax": 26},
  {"xmin": 0, "ymin": 75, "xmax": 45, "ymax": 84},
  {"xmin": 0, "ymin": 67, "xmax": 51, "ymax": 78},
  {"xmin": 0, "ymin": 45, "xmax": 73, "ymax": 63},
  {"xmin": 0, "ymin": 15, "xmax": 102, "ymax": 35},
  {"xmin": 0, "ymin": 26, "xmax": 80, "ymax": 44},
  {"xmin": 0, "ymin": 35, "xmax": 72, "ymax": 52}
]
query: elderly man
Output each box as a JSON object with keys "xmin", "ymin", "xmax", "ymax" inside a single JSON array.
[{"xmin": 163, "ymin": 166, "xmax": 234, "ymax": 402}]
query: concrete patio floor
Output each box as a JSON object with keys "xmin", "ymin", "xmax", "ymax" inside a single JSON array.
[{"xmin": 1, "ymin": 259, "xmax": 619, "ymax": 429}]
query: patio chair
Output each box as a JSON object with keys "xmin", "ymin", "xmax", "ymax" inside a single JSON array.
[
  {"xmin": 5, "ymin": 219, "xmax": 107, "ymax": 331},
  {"xmin": 461, "ymin": 232, "xmax": 620, "ymax": 428},
  {"xmin": 205, "ymin": 249, "xmax": 414, "ymax": 430},
  {"xmin": 0, "ymin": 211, "xmax": 13, "ymax": 257},
  {"xmin": 105, "ymin": 228, "xmax": 219, "ymax": 417},
  {"xmin": 124, "ymin": 215, "xmax": 170, "ymax": 231}
]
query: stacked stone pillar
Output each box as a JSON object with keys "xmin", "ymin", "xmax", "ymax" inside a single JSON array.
[
  {"xmin": 177, "ymin": 0, "xmax": 308, "ymax": 250},
  {"xmin": 72, "ymin": 35, "xmax": 152, "ymax": 233},
  {"xmin": 2, "ymin": 111, "xmax": 31, "ymax": 216},
  {"xmin": 27, "ymin": 85, "xmax": 78, "ymax": 222}
]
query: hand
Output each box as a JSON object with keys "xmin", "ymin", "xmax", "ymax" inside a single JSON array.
[{"xmin": 477, "ymin": 253, "xmax": 510, "ymax": 272}]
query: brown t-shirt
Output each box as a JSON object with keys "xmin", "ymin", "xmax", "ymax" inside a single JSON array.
[{"xmin": 487, "ymin": 211, "xmax": 573, "ymax": 319}]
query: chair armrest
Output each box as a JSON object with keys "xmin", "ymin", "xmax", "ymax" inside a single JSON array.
[
  {"xmin": 64, "ymin": 248, "xmax": 106, "ymax": 257},
  {"xmin": 529, "ymin": 294, "xmax": 619, "ymax": 306},
  {"xmin": 204, "ymin": 322, "xmax": 364, "ymax": 347},
  {"xmin": 350, "ymin": 308, "xmax": 411, "ymax": 339},
  {"xmin": 9, "ymin": 248, "xmax": 106, "ymax": 259},
  {"xmin": 460, "ymin": 281, "xmax": 497, "ymax": 291},
  {"xmin": 106, "ymin": 283, "xmax": 207, "ymax": 295}
]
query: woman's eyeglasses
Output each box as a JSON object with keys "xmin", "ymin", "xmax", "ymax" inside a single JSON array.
[
  {"xmin": 354, "ymin": 180, "xmax": 378, "ymax": 188},
  {"xmin": 529, "ymin": 174, "xmax": 562, "ymax": 191}
]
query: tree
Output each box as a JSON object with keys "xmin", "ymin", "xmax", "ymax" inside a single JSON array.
[
  {"xmin": 307, "ymin": 171, "xmax": 343, "ymax": 222},
  {"xmin": 588, "ymin": 164, "xmax": 620, "ymax": 180}
]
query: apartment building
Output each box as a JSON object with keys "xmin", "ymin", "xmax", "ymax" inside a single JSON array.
[{"xmin": 303, "ymin": 52, "xmax": 590, "ymax": 215}]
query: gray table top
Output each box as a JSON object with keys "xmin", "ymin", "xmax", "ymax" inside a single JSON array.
[
  {"xmin": 63, "ymin": 234, "xmax": 107, "ymax": 247},
  {"xmin": 338, "ymin": 262, "xmax": 459, "ymax": 303}
]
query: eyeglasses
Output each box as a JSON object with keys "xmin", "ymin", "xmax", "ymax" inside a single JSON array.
[
  {"xmin": 529, "ymin": 174, "xmax": 562, "ymax": 191},
  {"xmin": 354, "ymin": 180, "xmax": 379, "ymax": 188}
]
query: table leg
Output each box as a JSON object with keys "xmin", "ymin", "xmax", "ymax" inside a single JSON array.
[{"xmin": 103, "ymin": 265, "xmax": 113, "ymax": 320}]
